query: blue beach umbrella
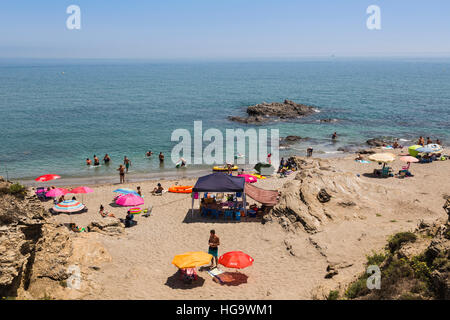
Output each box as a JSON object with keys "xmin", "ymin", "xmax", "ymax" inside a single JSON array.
[{"xmin": 113, "ymin": 188, "xmax": 140, "ymax": 196}]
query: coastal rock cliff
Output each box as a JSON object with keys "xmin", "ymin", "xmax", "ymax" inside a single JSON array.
[
  {"xmin": 229, "ymin": 99, "xmax": 317, "ymax": 124},
  {"xmin": 0, "ymin": 177, "xmax": 109, "ymax": 299},
  {"xmin": 272, "ymin": 158, "xmax": 376, "ymax": 233}
]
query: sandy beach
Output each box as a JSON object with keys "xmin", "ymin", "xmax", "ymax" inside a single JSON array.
[{"xmin": 29, "ymin": 147, "xmax": 449, "ymax": 300}]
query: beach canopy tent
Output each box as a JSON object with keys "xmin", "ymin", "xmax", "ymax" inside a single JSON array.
[
  {"xmin": 244, "ymin": 183, "xmax": 279, "ymax": 207},
  {"xmin": 191, "ymin": 173, "xmax": 246, "ymax": 216}
]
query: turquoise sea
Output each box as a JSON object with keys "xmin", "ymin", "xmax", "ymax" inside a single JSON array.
[{"xmin": 0, "ymin": 58, "xmax": 449, "ymax": 183}]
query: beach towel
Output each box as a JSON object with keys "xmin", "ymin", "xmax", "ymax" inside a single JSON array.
[
  {"xmin": 207, "ymin": 268, "xmax": 225, "ymax": 284},
  {"xmin": 356, "ymin": 160, "xmax": 371, "ymax": 163}
]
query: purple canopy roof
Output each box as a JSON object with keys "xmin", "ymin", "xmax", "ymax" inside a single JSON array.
[{"xmin": 192, "ymin": 173, "xmax": 245, "ymax": 193}]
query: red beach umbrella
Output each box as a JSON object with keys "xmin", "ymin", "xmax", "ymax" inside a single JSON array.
[
  {"xmin": 219, "ymin": 251, "xmax": 254, "ymax": 269},
  {"xmin": 35, "ymin": 174, "xmax": 61, "ymax": 182},
  {"xmin": 70, "ymin": 186, "xmax": 94, "ymax": 194}
]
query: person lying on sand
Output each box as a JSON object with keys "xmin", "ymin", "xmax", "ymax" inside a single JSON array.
[
  {"xmin": 70, "ymin": 223, "xmax": 86, "ymax": 233},
  {"xmin": 355, "ymin": 154, "xmax": 364, "ymax": 161},
  {"xmin": 99, "ymin": 205, "xmax": 115, "ymax": 218},
  {"xmin": 152, "ymin": 183, "xmax": 164, "ymax": 195}
]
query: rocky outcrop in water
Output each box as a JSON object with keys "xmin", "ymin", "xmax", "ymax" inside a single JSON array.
[{"xmin": 229, "ymin": 100, "xmax": 318, "ymax": 124}]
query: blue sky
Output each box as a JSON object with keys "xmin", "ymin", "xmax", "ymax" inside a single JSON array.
[{"xmin": 1, "ymin": 0, "xmax": 449, "ymax": 59}]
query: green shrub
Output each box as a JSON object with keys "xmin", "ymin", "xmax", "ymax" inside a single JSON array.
[
  {"xmin": 345, "ymin": 274, "xmax": 369, "ymax": 299},
  {"xmin": 8, "ymin": 183, "xmax": 27, "ymax": 198},
  {"xmin": 327, "ymin": 290, "xmax": 339, "ymax": 300},
  {"xmin": 367, "ymin": 251, "xmax": 386, "ymax": 266},
  {"xmin": 387, "ymin": 232, "xmax": 417, "ymax": 253}
]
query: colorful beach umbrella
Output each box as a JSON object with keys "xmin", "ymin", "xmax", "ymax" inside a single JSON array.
[
  {"xmin": 172, "ymin": 251, "xmax": 213, "ymax": 269},
  {"xmin": 70, "ymin": 186, "xmax": 94, "ymax": 194},
  {"xmin": 35, "ymin": 174, "xmax": 61, "ymax": 182},
  {"xmin": 113, "ymin": 188, "xmax": 139, "ymax": 196},
  {"xmin": 237, "ymin": 174, "xmax": 258, "ymax": 183},
  {"xmin": 115, "ymin": 193, "xmax": 144, "ymax": 206},
  {"xmin": 53, "ymin": 200, "xmax": 85, "ymax": 213},
  {"xmin": 400, "ymin": 156, "xmax": 419, "ymax": 163},
  {"xmin": 45, "ymin": 188, "xmax": 69, "ymax": 198},
  {"xmin": 219, "ymin": 251, "xmax": 254, "ymax": 269},
  {"xmin": 408, "ymin": 145, "xmax": 422, "ymax": 157},
  {"xmin": 368, "ymin": 153, "xmax": 396, "ymax": 163}
]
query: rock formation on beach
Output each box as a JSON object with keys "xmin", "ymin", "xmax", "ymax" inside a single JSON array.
[
  {"xmin": 271, "ymin": 157, "xmax": 372, "ymax": 233},
  {"xmin": 229, "ymin": 99, "xmax": 318, "ymax": 124},
  {"xmin": 0, "ymin": 177, "xmax": 110, "ymax": 299}
]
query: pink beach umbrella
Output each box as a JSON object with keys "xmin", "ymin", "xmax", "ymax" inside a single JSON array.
[
  {"xmin": 115, "ymin": 194, "xmax": 144, "ymax": 207},
  {"xmin": 70, "ymin": 186, "xmax": 94, "ymax": 194},
  {"xmin": 237, "ymin": 174, "xmax": 258, "ymax": 183},
  {"xmin": 400, "ymin": 156, "xmax": 419, "ymax": 163},
  {"xmin": 46, "ymin": 188, "xmax": 69, "ymax": 198}
]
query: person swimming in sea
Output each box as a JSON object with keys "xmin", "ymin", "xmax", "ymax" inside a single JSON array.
[
  {"xmin": 86, "ymin": 158, "xmax": 92, "ymax": 166},
  {"xmin": 93, "ymin": 155, "xmax": 100, "ymax": 166},
  {"xmin": 331, "ymin": 132, "xmax": 337, "ymax": 140},
  {"xmin": 103, "ymin": 154, "xmax": 111, "ymax": 164},
  {"xmin": 146, "ymin": 150, "xmax": 153, "ymax": 157}
]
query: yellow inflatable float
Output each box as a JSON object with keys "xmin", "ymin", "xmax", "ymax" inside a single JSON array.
[{"xmin": 212, "ymin": 166, "xmax": 238, "ymax": 172}]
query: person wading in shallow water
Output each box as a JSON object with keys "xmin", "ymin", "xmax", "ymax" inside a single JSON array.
[
  {"xmin": 117, "ymin": 164, "xmax": 125, "ymax": 184},
  {"xmin": 123, "ymin": 156, "xmax": 131, "ymax": 173},
  {"xmin": 208, "ymin": 230, "xmax": 220, "ymax": 268},
  {"xmin": 331, "ymin": 132, "xmax": 337, "ymax": 141}
]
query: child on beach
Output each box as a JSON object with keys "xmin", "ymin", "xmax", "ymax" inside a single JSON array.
[
  {"xmin": 99, "ymin": 205, "xmax": 115, "ymax": 218},
  {"xmin": 152, "ymin": 183, "xmax": 164, "ymax": 195}
]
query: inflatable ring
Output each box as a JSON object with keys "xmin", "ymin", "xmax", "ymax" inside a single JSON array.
[
  {"xmin": 213, "ymin": 166, "xmax": 238, "ymax": 172},
  {"xmin": 168, "ymin": 186, "xmax": 193, "ymax": 193}
]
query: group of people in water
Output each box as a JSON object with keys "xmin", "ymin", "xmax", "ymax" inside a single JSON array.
[{"xmin": 417, "ymin": 136, "xmax": 441, "ymax": 146}]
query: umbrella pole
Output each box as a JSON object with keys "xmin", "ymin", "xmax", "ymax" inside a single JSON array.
[{"xmin": 191, "ymin": 196, "xmax": 195, "ymax": 220}]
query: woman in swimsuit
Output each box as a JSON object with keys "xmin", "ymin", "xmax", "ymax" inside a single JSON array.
[{"xmin": 117, "ymin": 164, "xmax": 125, "ymax": 184}]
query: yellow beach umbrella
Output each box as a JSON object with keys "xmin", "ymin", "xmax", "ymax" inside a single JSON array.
[
  {"xmin": 172, "ymin": 251, "xmax": 213, "ymax": 269},
  {"xmin": 368, "ymin": 153, "xmax": 396, "ymax": 163}
]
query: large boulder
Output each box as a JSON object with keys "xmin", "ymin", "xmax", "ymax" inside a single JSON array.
[{"xmin": 87, "ymin": 218, "xmax": 125, "ymax": 236}]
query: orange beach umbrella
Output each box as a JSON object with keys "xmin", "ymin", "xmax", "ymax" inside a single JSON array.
[{"xmin": 172, "ymin": 251, "xmax": 213, "ymax": 269}]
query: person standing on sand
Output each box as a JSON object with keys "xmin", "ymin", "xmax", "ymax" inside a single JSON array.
[
  {"xmin": 436, "ymin": 139, "xmax": 442, "ymax": 145},
  {"xmin": 208, "ymin": 230, "xmax": 220, "ymax": 268},
  {"xmin": 117, "ymin": 164, "xmax": 125, "ymax": 184},
  {"xmin": 124, "ymin": 156, "xmax": 131, "ymax": 173}
]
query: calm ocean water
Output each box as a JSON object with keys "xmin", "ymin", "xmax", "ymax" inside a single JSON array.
[{"xmin": 1, "ymin": 59, "xmax": 449, "ymax": 183}]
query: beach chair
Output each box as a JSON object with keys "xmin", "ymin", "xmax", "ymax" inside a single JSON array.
[
  {"xmin": 180, "ymin": 268, "xmax": 198, "ymax": 284},
  {"xmin": 142, "ymin": 205, "xmax": 153, "ymax": 217},
  {"xmin": 224, "ymin": 209, "xmax": 233, "ymax": 220},
  {"xmin": 211, "ymin": 209, "xmax": 219, "ymax": 219}
]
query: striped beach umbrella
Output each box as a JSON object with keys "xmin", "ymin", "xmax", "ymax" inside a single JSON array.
[
  {"xmin": 113, "ymin": 188, "xmax": 139, "ymax": 196},
  {"xmin": 53, "ymin": 200, "xmax": 85, "ymax": 213}
]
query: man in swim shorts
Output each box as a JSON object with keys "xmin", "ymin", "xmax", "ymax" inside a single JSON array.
[
  {"xmin": 124, "ymin": 156, "xmax": 131, "ymax": 173},
  {"xmin": 94, "ymin": 155, "xmax": 100, "ymax": 166},
  {"xmin": 159, "ymin": 152, "xmax": 164, "ymax": 163},
  {"xmin": 208, "ymin": 230, "xmax": 220, "ymax": 268}
]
